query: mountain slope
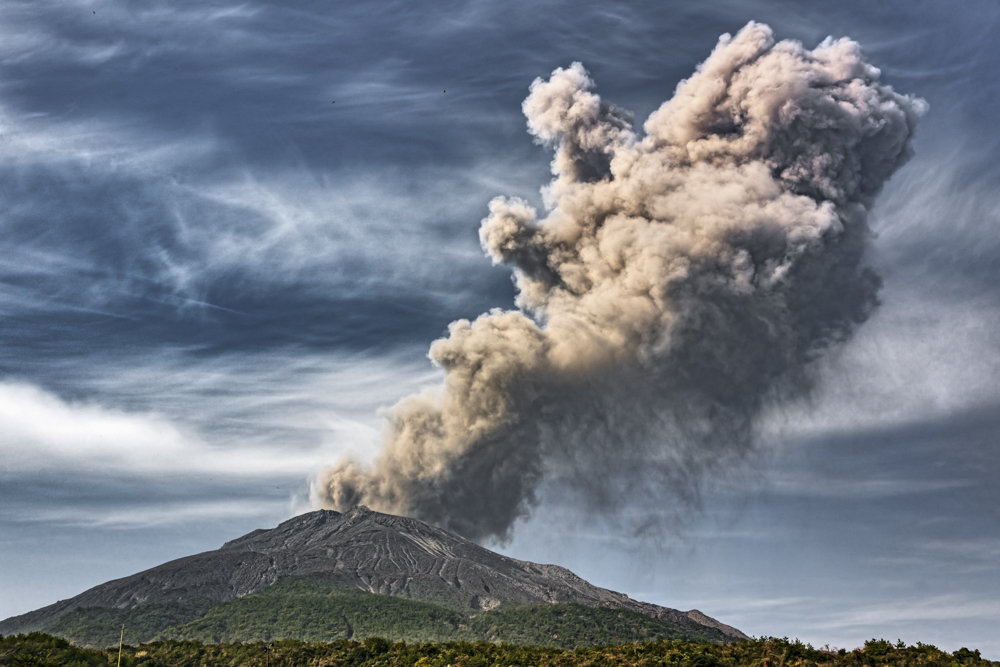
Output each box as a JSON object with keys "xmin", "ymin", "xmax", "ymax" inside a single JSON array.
[
  {"xmin": 147, "ymin": 578, "xmax": 731, "ymax": 647},
  {"xmin": 0, "ymin": 507, "xmax": 747, "ymax": 646}
]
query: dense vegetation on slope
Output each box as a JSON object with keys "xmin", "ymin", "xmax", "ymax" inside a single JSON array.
[
  {"xmin": 44, "ymin": 599, "xmax": 216, "ymax": 647},
  {"xmin": 159, "ymin": 586, "xmax": 469, "ymax": 645},
  {"xmin": 465, "ymin": 603, "xmax": 719, "ymax": 647},
  {"xmin": 38, "ymin": 577, "xmax": 730, "ymax": 649},
  {"xmin": 1, "ymin": 633, "xmax": 996, "ymax": 667}
]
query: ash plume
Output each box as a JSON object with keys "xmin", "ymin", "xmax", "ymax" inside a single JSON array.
[{"xmin": 314, "ymin": 22, "xmax": 926, "ymax": 543}]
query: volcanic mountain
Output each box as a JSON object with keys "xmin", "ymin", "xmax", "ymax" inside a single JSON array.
[{"xmin": 0, "ymin": 507, "xmax": 748, "ymax": 647}]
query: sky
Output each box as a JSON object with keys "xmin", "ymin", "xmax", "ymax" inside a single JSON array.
[{"xmin": 0, "ymin": 0, "xmax": 998, "ymax": 657}]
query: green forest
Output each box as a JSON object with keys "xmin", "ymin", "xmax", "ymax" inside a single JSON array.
[
  {"xmin": 39, "ymin": 577, "xmax": 731, "ymax": 648},
  {"xmin": 1, "ymin": 632, "xmax": 995, "ymax": 667}
]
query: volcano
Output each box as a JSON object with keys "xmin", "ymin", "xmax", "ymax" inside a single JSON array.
[{"xmin": 0, "ymin": 507, "xmax": 747, "ymax": 647}]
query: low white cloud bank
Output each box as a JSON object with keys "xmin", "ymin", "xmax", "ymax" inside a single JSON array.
[{"xmin": 0, "ymin": 380, "xmax": 367, "ymax": 478}]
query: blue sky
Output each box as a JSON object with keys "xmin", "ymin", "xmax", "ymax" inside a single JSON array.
[{"xmin": 1, "ymin": 0, "xmax": 998, "ymax": 656}]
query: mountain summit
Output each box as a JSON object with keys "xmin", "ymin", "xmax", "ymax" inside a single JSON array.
[{"xmin": 0, "ymin": 507, "xmax": 748, "ymax": 646}]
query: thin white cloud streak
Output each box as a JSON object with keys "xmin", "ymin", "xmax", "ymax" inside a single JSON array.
[
  {"xmin": 705, "ymin": 596, "xmax": 812, "ymax": 612},
  {"xmin": 869, "ymin": 540, "xmax": 1000, "ymax": 576},
  {"xmin": 766, "ymin": 473, "xmax": 973, "ymax": 499},
  {"xmin": 822, "ymin": 595, "xmax": 1000, "ymax": 628},
  {"xmin": 919, "ymin": 539, "xmax": 1000, "ymax": 561},
  {"xmin": 0, "ymin": 102, "xmax": 214, "ymax": 172},
  {"xmin": 674, "ymin": 594, "xmax": 1000, "ymax": 653},
  {"xmin": 5, "ymin": 498, "xmax": 298, "ymax": 529}
]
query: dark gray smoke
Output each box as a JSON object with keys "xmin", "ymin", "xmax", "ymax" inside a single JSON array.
[{"xmin": 314, "ymin": 22, "xmax": 926, "ymax": 543}]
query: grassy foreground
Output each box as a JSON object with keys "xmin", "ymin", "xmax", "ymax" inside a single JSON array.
[{"xmin": 1, "ymin": 632, "xmax": 996, "ymax": 667}]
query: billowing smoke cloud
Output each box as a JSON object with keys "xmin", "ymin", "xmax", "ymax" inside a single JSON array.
[{"xmin": 314, "ymin": 22, "xmax": 926, "ymax": 542}]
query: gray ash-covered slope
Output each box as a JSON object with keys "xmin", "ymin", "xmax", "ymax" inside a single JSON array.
[{"xmin": 0, "ymin": 506, "xmax": 747, "ymax": 642}]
